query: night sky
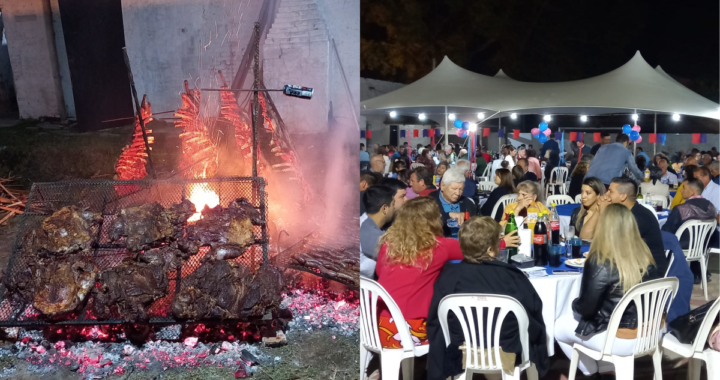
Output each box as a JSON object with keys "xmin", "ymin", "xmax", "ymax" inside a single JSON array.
[{"xmin": 361, "ymin": 0, "xmax": 719, "ymax": 102}]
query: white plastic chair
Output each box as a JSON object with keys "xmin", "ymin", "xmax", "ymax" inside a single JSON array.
[
  {"xmin": 662, "ymin": 297, "xmax": 720, "ymax": 380},
  {"xmin": 646, "ymin": 194, "xmax": 669, "ymax": 209},
  {"xmin": 491, "ymin": 194, "xmax": 518, "ymax": 221},
  {"xmin": 360, "ymin": 278, "xmax": 428, "ymax": 380},
  {"xmin": 675, "ymin": 219, "xmax": 717, "ymax": 300},
  {"xmin": 639, "ymin": 201, "xmax": 659, "ymax": 221},
  {"xmin": 664, "ymin": 250, "xmax": 674, "ymax": 278},
  {"xmin": 568, "ymin": 278, "xmax": 679, "ymax": 380},
  {"xmin": 545, "ymin": 167, "xmax": 569, "ymax": 196},
  {"xmin": 437, "ymin": 294, "xmax": 539, "ymax": 380},
  {"xmin": 478, "ymin": 181, "xmax": 498, "ymax": 192},
  {"xmin": 546, "ymin": 194, "xmax": 575, "ymax": 208},
  {"xmin": 410, "ymin": 163, "xmax": 425, "ymax": 170},
  {"xmin": 574, "ymin": 194, "xmax": 582, "ymax": 204}
]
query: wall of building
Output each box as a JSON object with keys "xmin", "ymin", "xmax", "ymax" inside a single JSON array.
[
  {"xmin": 0, "ymin": 0, "xmax": 65, "ymax": 119},
  {"xmin": 48, "ymin": 0, "xmax": 74, "ymax": 119},
  {"xmin": 120, "ymin": 0, "xmax": 262, "ymax": 113}
]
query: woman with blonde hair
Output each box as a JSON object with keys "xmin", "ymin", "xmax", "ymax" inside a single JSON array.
[
  {"xmin": 569, "ymin": 177, "xmax": 605, "ymax": 239},
  {"xmin": 375, "ymin": 196, "xmax": 463, "ymax": 348},
  {"xmin": 555, "ymin": 203, "xmax": 660, "ymax": 376},
  {"xmin": 499, "ymin": 180, "xmax": 549, "ymax": 226}
]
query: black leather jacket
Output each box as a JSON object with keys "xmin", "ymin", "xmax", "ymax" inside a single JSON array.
[{"xmin": 572, "ymin": 256, "xmax": 660, "ymax": 336}]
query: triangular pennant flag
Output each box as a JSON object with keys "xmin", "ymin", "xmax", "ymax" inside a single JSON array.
[
  {"xmin": 701, "ymin": 133, "xmax": 707, "ymax": 143},
  {"xmin": 361, "ymin": 130, "xmax": 365, "ymax": 138},
  {"xmin": 483, "ymin": 128, "xmax": 490, "ymax": 137},
  {"xmin": 692, "ymin": 133, "xmax": 701, "ymax": 144},
  {"xmin": 436, "ymin": 129, "xmax": 442, "ymax": 137},
  {"xmin": 422, "ymin": 129, "xmax": 429, "ymax": 137},
  {"xmin": 498, "ymin": 129, "xmax": 505, "ymax": 138},
  {"xmin": 428, "ymin": 129, "xmax": 435, "ymax": 137},
  {"xmin": 569, "ymin": 132, "xmax": 576, "ymax": 142},
  {"xmin": 366, "ymin": 130, "xmax": 372, "ymax": 139},
  {"xmin": 648, "ymin": 133, "xmax": 656, "ymax": 143},
  {"xmin": 555, "ymin": 132, "xmax": 563, "ymax": 140},
  {"xmin": 400, "ymin": 130, "xmax": 406, "ymax": 138},
  {"xmin": 578, "ymin": 132, "xmax": 583, "ymax": 142},
  {"xmin": 413, "ymin": 129, "xmax": 419, "ymax": 138},
  {"xmin": 513, "ymin": 129, "xmax": 520, "ymax": 139},
  {"xmin": 593, "ymin": 132, "xmax": 601, "ymax": 142}
]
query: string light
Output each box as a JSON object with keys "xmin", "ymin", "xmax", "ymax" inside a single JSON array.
[
  {"xmin": 510, "ymin": 113, "xmax": 517, "ymax": 119},
  {"xmin": 389, "ymin": 111, "xmax": 397, "ymax": 118},
  {"xmin": 418, "ymin": 113, "xmax": 427, "ymax": 121},
  {"xmin": 580, "ymin": 115, "xmax": 588, "ymax": 122},
  {"xmin": 448, "ymin": 113, "xmax": 456, "ymax": 120}
]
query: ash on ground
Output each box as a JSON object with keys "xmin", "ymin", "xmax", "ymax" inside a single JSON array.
[{"xmin": 0, "ymin": 288, "xmax": 359, "ymax": 380}]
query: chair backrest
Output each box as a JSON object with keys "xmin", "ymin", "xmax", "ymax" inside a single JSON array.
[
  {"xmin": 690, "ymin": 297, "xmax": 720, "ymax": 354},
  {"xmin": 546, "ymin": 194, "xmax": 575, "ymax": 207},
  {"xmin": 639, "ymin": 201, "xmax": 658, "ymax": 220},
  {"xmin": 491, "ymin": 194, "xmax": 518, "ymax": 221},
  {"xmin": 664, "ymin": 250, "xmax": 674, "ymax": 278},
  {"xmin": 437, "ymin": 294, "xmax": 531, "ymax": 371},
  {"xmin": 674, "ymin": 219, "xmax": 717, "ymax": 260},
  {"xmin": 575, "ymin": 194, "xmax": 582, "ymax": 204},
  {"xmin": 550, "ymin": 167, "xmax": 569, "ymax": 183},
  {"xmin": 602, "ymin": 278, "xmax": 678, "ymax": 357},
  {"xmin": 482, "ymin": 163, "xmax": 491, "ymax": 178},
  {"xmin": 360, "ymin": 278, "xmax": 416, "ymax": 354},
  {"xmin": 478, "ymin": 181, "xmax": 498, "ymax": 192},
  {"xmin": 646, "ymin": 194, "xmax": 669, "ymax": 209},
  {"xmin": 410, "ymin": 163, "xmax": 425, "ymax": 170}
]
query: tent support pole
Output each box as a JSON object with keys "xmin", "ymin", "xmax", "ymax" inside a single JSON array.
[
  {"xmin": 444, "ymin": 106, "xmax": 449, "ymax": 147},
  {"xmin": 498, "ymin": 115, "xmax": 502, "ymax": 153},
  {"xmin": 653, "ymin": 113, "xmax": 657, "ymax": 156}
]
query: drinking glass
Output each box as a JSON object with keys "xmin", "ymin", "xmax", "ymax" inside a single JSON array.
[
  {"xmin": 655, "ymin": 201, "xmax": 663, "ymax": 212},
  {"xmin": 548, "ymin": 245, "xmax": 562, "ymax": 267},
  {"xmin": 497, "ymin": 249, "xmax": 509, "ymax": 263},
  {"xmin": 564, "ymin": 226, "xmax": 575, "ymax": 258}
]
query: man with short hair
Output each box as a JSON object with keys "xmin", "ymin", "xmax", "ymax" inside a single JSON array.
[
  {"xmin": 635, "ymin": 147, "xmax": 650, "ymax": 168},
  {"xmin": 430, "ymin": 167, "xmax": 478, "ymax": 237},
  {"xmin": 517, "ymin": 158, "xmax": 538, "ymax": 182},
  {"xmin": 586, "ymin": 134, "xmax": 644, "ymax": 186},
  {"xmin": 370, "ymin": 154, "xmax": 385, "ymax": 174},
  {"xmin": 702, "ymin": 154, "xmax": 713, "ymax": 167},
  {"xmin": 360, "ymin": 186, "xmax": 397, "ymax": 278},
  {"xmin": 455, "ymin": 159, "xmax": 478, "ymax": 198},
  {"xmin": 598, "ymin": 177, "xmax": 668, "ymax": 275},
  {"xmin": 360, "ymin": 171, "xmax": 379, "ymax": 215},
  {"xmin": 409, "ymin": 167, "xmax": 436, "ymax": 197},
  {"xmin": 377, "ymin": 177, "xmax": 408, "ymax": 211},
  {"xmin": 662, "ymin": 179, "xmax": 716, "ymax": 250},
  {"xmin": 372, "ymin": 143, "xmax": 379, "ymax": 154},
  {"xmin": 696, "ymin": 166, "xmax": 720, "ymax": 221},
  {"xmin": 658, "ymin": 158, "xmax": 678, "ymax": 184},
  {"xmin": 590, "ymin": 132, "xmax": 611, "ymax": 156},
  {"xmin": 710, "ymin": 161, "xmax": 720, "ymax": 184},
  {"xmin": 540, "ymin": 133, "xmax": 559, "ymax": 158}
]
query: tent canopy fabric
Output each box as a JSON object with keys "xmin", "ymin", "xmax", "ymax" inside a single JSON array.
[{"xmin": 361, "ymin": 51, "xmax": 720, "ymax": 120}]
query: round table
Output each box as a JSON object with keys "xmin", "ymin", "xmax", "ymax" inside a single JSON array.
[{"xmin": 529, "ymin": 272, "xmax": 581, "ymax": 356}]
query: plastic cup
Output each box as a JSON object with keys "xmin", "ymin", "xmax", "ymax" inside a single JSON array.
[
  {"xmin": 548, "ymin": 245, "xmax": 562, "ymax": 267},
  {"xmin": 497, "ymin": 249, "xmax": 509, "ymax": 263}
]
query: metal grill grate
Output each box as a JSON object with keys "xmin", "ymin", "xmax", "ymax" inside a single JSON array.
[{"xmin": 0, "ymin": 178, "xmax": 269, "ymax": 328}]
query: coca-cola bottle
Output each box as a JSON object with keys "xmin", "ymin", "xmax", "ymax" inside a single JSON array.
[
  {"xmin": 533, "ymin": 213, "xmax": 548, "ymax": 266},
  {"xmin": 550, "ymin": 203, "xmax": 561, "ymax": 245}
]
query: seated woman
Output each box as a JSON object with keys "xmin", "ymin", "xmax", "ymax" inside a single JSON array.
[
  {"xmin": 569, "ymin": 177, "xmax": 605, "ymax": 239},
  {"xmin": 555, "ymin": 203, "xmax": 660, "ymax": 376},
  {"xmin": 480, "ymin": 169, "xmax": 515, "ymax": 221},
  {"xmin": 426, "ymin": 217, "xmax": 549, "ymax": 380},
  {"xmin": 639, "ymin": 166, "xmax": 670, "ymax": 198},
  {"xmin": 568, "ymin": 156, "xmax": 592, "ymax": 199},
  {"xmin": 375, "ymin": 196, "xmax": 464, "ymax": 349},
  {"xmin": 500, "ymin": 181, "xmax": 549, "ymax": 226},
  {"xmin": 670, "ymin": 164, "xmax": 697, "ymax": 209},
  {"xmin": 511, "ymin": 165, "xmax": 526, "ymax": 187}
]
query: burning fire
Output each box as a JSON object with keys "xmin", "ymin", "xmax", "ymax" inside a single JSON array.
[{"xmin": 187, "ymin": 184, "xmax": 220, "ymax": 222}]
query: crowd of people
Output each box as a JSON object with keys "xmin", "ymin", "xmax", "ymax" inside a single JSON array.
[{"xmin": 359, "ymin": 136, "xmax": 720, "ymax": 379}]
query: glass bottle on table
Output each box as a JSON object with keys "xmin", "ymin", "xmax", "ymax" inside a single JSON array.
[
  {"xmin": 505, "ymin": 211, "xmax": 518, "ymax": 259},
  {"xmin": 550, "ymin": 203, "xmax": 560, "ymax": 245},
  {"xmin": 533, "ymin": 212, "xmax": 548, "ymax": 266}
]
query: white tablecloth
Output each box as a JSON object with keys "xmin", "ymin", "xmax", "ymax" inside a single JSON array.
[{"xmin": 529, "ymin": 274, "xmax": 582, "ymax": 356}]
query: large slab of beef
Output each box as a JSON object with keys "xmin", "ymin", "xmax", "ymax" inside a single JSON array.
[
  {"xmin": 22, "ymin": 206, "xmax": 102, "ymax": 257},
  {"xmin": 179, "ymin": 198, "xmax": 262, "ymax": 258},
  {"xmin": 110, "ymin": 200, "xmax": 195, "ymax": 251},
  {"xmin": 92, "ymin": 250, "xmax": 171, "ymax": 322},
  {"xmin": 171, "ymin": 261, "xmax": 284, "ymax": 320},
  {"xmin": 4, "ymin": 255, "xmax": 98, "ymax": 319}
]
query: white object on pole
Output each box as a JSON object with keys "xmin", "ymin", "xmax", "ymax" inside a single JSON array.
[
  {"xmin": 477, "ymin": 112, "xmax": 485, "ymax": 120},
  {"xmin": 444, "ymin": 106, "xmax": 449, "ymax": 147},
  {"xmin": 543, "ymin": 115, "xmax": 552, "ymax": 122},
  {"xmin": 632, "ymin": 113, "xmax": 639, "ymax": 121},
  {"xmin": 448, "ymin": 113, "xmax": 456, "ymax": 120},
  {"xmin": 469, "ymin": 123, "xmax": 477, "ymax": 132},
  {"xmin": 672, "ymin": 113, "xmax": 680, "ymax": 121},
  {"xmin": 419, "ymin": 113, "xmax": 426, "ymax": 121}
]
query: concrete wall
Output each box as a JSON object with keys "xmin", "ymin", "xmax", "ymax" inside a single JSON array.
[
  {"xmin": 48, "ymin": 0, "xmax": 74, "ymax": 119},
  {"xmin": 0, "ymin": 0, "xmax": 65, "ymax": 119},
  {"xmin": 121, "ymin": 0, "xmax": 263, "ymax": 113}
]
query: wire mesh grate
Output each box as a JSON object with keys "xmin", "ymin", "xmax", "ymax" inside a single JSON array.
[{"xmin": 0, "ymin": 177, "xmax": 269, "ymax": 328}]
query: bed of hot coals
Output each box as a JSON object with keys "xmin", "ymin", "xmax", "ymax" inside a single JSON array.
[{"xmin": 0, "ymin": 283, "xmax": 358, "ymax": 379}]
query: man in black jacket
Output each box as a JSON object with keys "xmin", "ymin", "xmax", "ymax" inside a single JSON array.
[{"xmin": 429, "ymin": 167, "xmax": 477, "ymax": 237}]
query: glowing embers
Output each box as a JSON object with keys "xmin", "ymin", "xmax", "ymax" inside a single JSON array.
[{"xmin": 187, "ymin": 184, "xmax": 220, "ymax": 222}]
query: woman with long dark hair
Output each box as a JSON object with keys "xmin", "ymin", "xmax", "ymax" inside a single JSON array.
[
  {"xmin": 569, "ymin": 177, "xmax": 605, "ymax": 239},
  {"xmin": 480, "ymin": 168, "xmax": 516, "ymax": 221}
]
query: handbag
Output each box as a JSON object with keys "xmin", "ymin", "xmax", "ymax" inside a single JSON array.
[{"xmin": 668, "ymin": 301, "xmax": 714, "ymax": 344}]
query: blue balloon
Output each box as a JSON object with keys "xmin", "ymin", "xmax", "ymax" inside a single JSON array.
[
  {"xmin": 629, "ymin": 130, "xmax": 640, "ymax": 141},
  {"xmin": 454, "ymin": 120, "xmax": 463, "ymax": 129},
  {"xmin": 538, "ymin": 134, "xmax": 548, "ymax": 143},
  {"xmin": 539, "ymin": 122, "xmax": 548, "ymax": 132},
  {"xmin": 462, "ymin": 122, "xmax": 470, "ymax": 130},
  {"xmin": 622, "ymin": 124, "xmax": 632, "ymax": 135},
  {"xmin": 461, "ymin": 131, "xmax": 468, "ymax": 138}
]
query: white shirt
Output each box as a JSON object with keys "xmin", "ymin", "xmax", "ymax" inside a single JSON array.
[
  {"xmin": 661, "ymin": 171, "xmax": 678, "ymax": 185},
  {"xmin": 702, "ymin": 180, "xmax": 720, "ymax": 216},
  {"xmin": 489, "ymin": 159, "xmax": 503, "ymax": 182}
]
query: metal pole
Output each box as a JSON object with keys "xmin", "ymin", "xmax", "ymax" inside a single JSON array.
[
  {"xmin": 653, "ymin": 113, "xmax": 657, "ymax": 156},
  {"xmin": 498, "ymin": 115, "xmax": 502, "ymax": 153},
  {"xmin": 444, "ymin": 106, "xmax": 449, "ymax": 147},
  {"xmin": 251, "ymin": 23, "xmax": 260, "ymax": 178},
  {"xmin": 122, "ymin": 47, "xmax": 156, "ymax": 179}
]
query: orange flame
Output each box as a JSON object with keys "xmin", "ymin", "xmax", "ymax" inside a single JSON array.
[{"xmin": 187, "ymin": 184, "xmax": 219, "ymax": 222}]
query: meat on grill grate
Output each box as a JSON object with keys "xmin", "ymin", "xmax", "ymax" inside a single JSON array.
[
  {"xmin": 286, "ymin": 237, "xmax": 360, "ymax": 288},
  {"xmin": 179, "ymin": 198, "xmax": 262, "ymax": 257},
  {"xmin": 22, "ymin": 206, "xmax": 102, "ymax": 257},
  {"xmin": 92, "ymin": 250, "xmax": 171, "ymax": 322},
  {"xmin": 31, "ymin": 256, "xmax": 98, "ymax": 319},
  {"xmin": 171, "ymin": 260, "xmax": 284, "ymax": 320},
  {"xmin": 110, "ymin": 200, "xmax": 195, "ymax": 252}
]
